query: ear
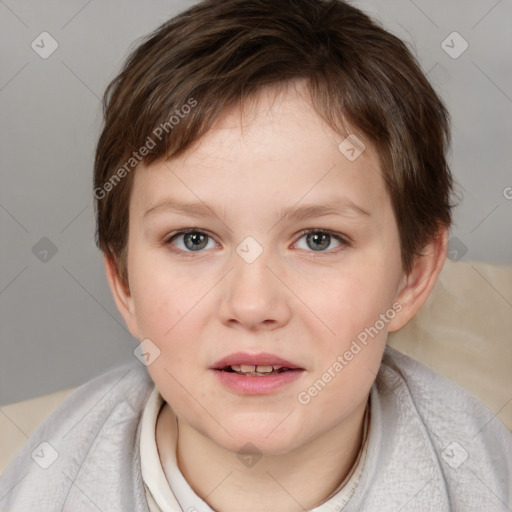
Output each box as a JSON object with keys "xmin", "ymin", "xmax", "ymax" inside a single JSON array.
[
  {"xmin": 103, "ymin": 254, "xmax": 140, "ymax": 339},
  {"xmin": 388, "ymin": 226, "xmax": 448, "ymax": 332}
]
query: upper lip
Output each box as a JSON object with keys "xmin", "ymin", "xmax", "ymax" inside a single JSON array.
[{"xmin": 211, "ymin": 352, "xmax": 303, "ymax": 370}]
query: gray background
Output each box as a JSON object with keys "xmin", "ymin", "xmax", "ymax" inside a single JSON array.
[{"xmin": 1, "ymin": 0, "xmax": 511, "ymax": 406}]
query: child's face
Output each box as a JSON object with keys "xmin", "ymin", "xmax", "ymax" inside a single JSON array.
[{"xmin": 119, "ymin": 83, "xmax": 407, "ymax": 455}]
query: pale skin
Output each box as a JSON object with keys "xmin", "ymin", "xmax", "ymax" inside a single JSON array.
[{"xmin": 105, "ymin": 81, "xmax": 448, "ymax": 511}]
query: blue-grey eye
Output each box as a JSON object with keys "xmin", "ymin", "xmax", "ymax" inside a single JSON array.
[
  {"xmin": 168, "ymin": 231, "xmax": 216, "ymax": 252},
  {"xmin": 294, "ymin": 230, "xmax": 345, "ymax": 252},
  {"xmin": 306, "ymin": 232, "xmax": 331, "ymax": 251},
  {"xmin": 182, "ymin": 232, "xmax": 209, "ymax": 251}
]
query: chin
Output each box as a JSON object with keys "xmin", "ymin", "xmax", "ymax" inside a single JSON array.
[{"xmin": 211, "ymin": 416, "xmax": 305, "ymax": 456}]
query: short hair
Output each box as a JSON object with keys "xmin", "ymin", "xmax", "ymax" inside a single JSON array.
[{"xmin": 94, "ymin": 0, "xmax": 454, "ymax": 285}]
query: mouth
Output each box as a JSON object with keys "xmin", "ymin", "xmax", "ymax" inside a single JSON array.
[
  {"xmin": 210, "ymin": 352, "xmax": 305, "ymax": 394},
  {"xmin": 211, "ymin": 352, "xmax": 304, "ymax": 375}
]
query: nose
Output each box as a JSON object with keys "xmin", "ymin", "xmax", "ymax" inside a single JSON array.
[{"xmin": 217, "ymin": 247, "xmax": 292, "ymax": 331}]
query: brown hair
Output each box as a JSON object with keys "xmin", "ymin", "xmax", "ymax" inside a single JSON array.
[{"xmin": 94, "ymin": 0, "xmax": 454, "ymax": 285}]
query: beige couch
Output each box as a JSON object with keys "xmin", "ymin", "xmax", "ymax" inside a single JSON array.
[{"xmin": 1, "ymin": 259, "xmax": 511, "ymax": 475}]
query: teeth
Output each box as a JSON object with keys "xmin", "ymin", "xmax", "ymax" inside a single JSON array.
[
  {"xmin": 234, "ymin": 365, "xmax": 276, "ymax": 373},
  {"xmin": 255, "ymin": 365, "xmax": 273, "ymax": 373},
  {"xmin": 226, "ymin": 364, "xmax": 291, "ymax": 375}
]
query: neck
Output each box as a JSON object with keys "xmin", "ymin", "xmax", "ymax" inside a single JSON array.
[{"xmin": 161, "ymin": 399, "xmax": 368, "ymax": 512}]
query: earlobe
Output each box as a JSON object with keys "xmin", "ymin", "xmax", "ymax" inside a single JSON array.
[
  {"xmin": 103, "ymin": 254, "xmax": 140, "ymax": 339},
  {"xmin": 388, "ymin": 227, "xmax": 448, "ymax": 332}
]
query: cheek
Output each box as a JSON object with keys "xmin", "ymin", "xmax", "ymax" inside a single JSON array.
[
  {"xmin": 132, "ymin": 269, "xmax": 205, "ymax": 415},
  {"xmin": 129, "ymin": 261, "xmax": 211, "ymax": 393},
  {"xmin": 297, "ymin": 260, "xmax": 400, "ymax": 406},
  {"xmin": 129, "ymin": 255, "xmax": 199, "ymax": 339},
  {"xmin": 317, "ymin": 267, "xmax": 397, "ymax": 339},
  {"xmin": 295, "ymin": 274, "xmax": 392, "ymax": 420},
  {"xmin": 133, "ymin": 288, "xmax": 177, "ymax": 340}
]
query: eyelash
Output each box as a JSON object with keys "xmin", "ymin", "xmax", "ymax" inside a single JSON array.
[{"xmin": 163, "ymin": 228, "xmax": 351, "ymax": 257}]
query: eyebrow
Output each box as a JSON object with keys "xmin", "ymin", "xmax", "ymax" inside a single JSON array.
[
  {"xmin": 143, "ymin": 197, "xmax": 371, "ymax": 222},
  {"xmin": 280, "ymin": 199, "xmax": 371, "ymax": 220},
  {"xmin": 144, "ymin": 200, "xmax": 226, "ymax": 220}
]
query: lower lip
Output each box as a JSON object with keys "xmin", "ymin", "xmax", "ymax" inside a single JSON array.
[{"xmin": 212, "ymin": 369, "xmax": 304, "ymax": 394}]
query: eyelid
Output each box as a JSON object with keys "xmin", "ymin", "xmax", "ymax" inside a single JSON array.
[
  {"xmin": 294, "ymin": 228, "xmax": 352, "ymax": 245},
  {"xmin": 164, "ymin": 227, "xmax": 215, "ymax": 243}
]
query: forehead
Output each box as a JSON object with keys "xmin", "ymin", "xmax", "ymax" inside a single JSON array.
[{"xmin": 131, "ymin": 83, "xmax": 390, "ymax": 223}]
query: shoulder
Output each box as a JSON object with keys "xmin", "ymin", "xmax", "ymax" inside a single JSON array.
[
  {"xmin": 380, "ymin": 346, "xmax": 510, "ymax": 439},
  {"xmin": 28, "ymin": 359, "xmax": 155, "ymax": 442},
  {"xmin": 0, "ymin": 360, "xmax": 154, "ymax": 511},
  {"xmin": 377, "ymin": 346, "xmax": 512, "ymax": 508}
]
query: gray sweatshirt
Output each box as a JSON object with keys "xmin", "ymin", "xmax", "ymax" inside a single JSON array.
[{"xmin": 0, "ymin": 346, "xmax": 511, "ymax": 511}]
